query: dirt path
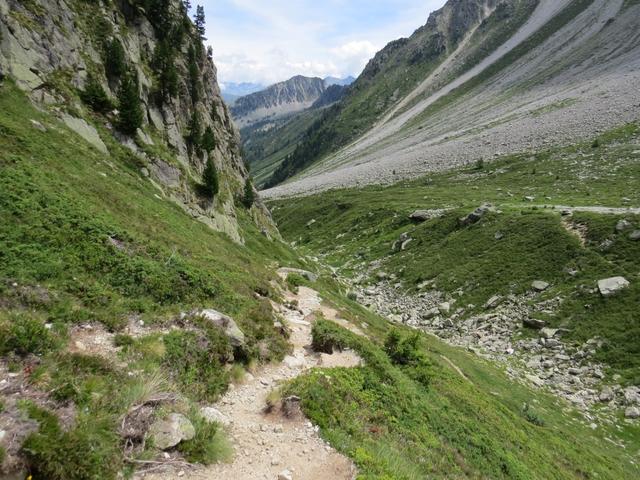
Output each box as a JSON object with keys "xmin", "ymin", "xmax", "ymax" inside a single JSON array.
[{"xmin": 140, "ymin": 274, "xmax": 359, "ymax": 480}]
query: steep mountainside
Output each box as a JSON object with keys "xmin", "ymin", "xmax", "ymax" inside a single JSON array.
[
  {"xmin": 262, "ymin": 0, "xmax": 640, "ymax": 196},
  {"xmin": 230, "ymin": 75, "xmax": 326, "ymax": 128},
  {"xmin": 0, "ymin": 0, "xmax": 275, "ymax": 242}
]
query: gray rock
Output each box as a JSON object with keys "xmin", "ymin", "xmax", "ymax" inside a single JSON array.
[
  {"xmin": 148, "ymin": 413, "xmax": 195, "ymax": 450},
  {"xmin": 540, "ymin": 328, "xmax": 558, "ymax": 339},
  {"xmin": 200, "ymin": 407, "xmax": 230, "ymax": 426},
  {"xmin": 438, "ymin": 302, "xmax": 451, "ymax": 315},
  {"xmin": 484, "ymin": 295, "xmax": 503, "ymax": 309},
  {"xmin": 30, "ymin": 119, "xmax": 46, "ymax": 132},
  {"xmin": 278, "ymin": 469, "xmax": 293, "ymax": 480},
  {"xmin": 531, "ymin": 281, "xmax": 550, "ymax": 292},
  {"xmin": 61, "ymin": 114, "xmax": 108, "ymax": 154},
  {"xmin": 623, "ymin": 387, "xmax": 640, "ymax": 405},
  {"xmin": 625, "ymin": 406, "xmax": 640, "ymax": 419},
  {"xmin": 526, "ymin": 374, "xmax": 545, "ymax": 387},
  {"xmin": 409, "ymin": 210, "xmax": 433, "ymax": 222},
  {"xmin": 597, "ymin": 277, "xmax": 630, "ymax": 297},
  {"xmin": 459, "ymin": 204, "xmax": 491, "ymax": 226},
  {"xmin": 523, "ymin": 318, "xmax": 546, "ymax": 329},
  {"xmin": 616, "ymin": 219, "xmax": 633, "ymax": 232},
  {"xmin": 422, "ymin": 308, "xmax": 440, "ymax": 320},
  {"xmin": 629, "ymin": 230, "xmax": 640, "ymax": 241},
  {"xmin": 198, "ymin": 309, "xmax": 246, "ymax": 347},
  {"xmin": 599, "ymin": 388, "xmax": 614, "ymax": 402}
]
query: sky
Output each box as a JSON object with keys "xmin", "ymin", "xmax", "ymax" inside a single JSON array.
[{"xmin": 200, "ymin": 0, "xmax": 447, "ymax": 88}]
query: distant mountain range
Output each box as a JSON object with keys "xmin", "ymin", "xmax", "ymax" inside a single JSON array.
[
  {"xmin": 229, "ymin": 75, "xmax": 355, "ymax": 186},
  {"xmin": 220, "ymin": 82, "xmax": 265, "ymax": 104}
]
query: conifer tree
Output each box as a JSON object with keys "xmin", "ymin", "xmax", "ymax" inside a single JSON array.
[
  {"xmin": 242, "ymin": 177, "xmax": 256, "ymax": 208},
  {"xmin": 202, "ymin": 157, "xmax": 219, "ymax": 199},
  {"xmin": 187, "ymin": 110, "xmax": 202, "ymax": 153},
  {"xmin": 117, "ymin": 69, "xmax": 143, "ymax": 135},
  {"xmin": 201, "ymin": 126, "xmax": 216, "ymax": 152},
  {"xmin": 194, "ymin": 5, "xmax": 206, "ymax": 38},
  {"xmin": 104, "ymin": 38, "xmax": 126, "ymax": 79},
  {"xmin": 152, "ymin": 40, "xmax": 179, "ymax": 101}
]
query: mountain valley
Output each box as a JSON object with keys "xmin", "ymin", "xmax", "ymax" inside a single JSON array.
[{"xmin": 0, "ymin": 1, "xmax": 639, "ymax": 479}]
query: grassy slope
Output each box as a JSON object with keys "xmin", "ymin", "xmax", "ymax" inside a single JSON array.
[
  {"xmin": 271, "ymin": 123, "xmax": 640, "ymax": 382},
  {"xmin": 0, "ymin": 82, "xmax": 301, "ymax": 477}
]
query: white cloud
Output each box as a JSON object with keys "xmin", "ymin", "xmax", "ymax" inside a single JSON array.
[{"xmin": 203, "ymin": 0, "xmax": 447, "ymax": 86}]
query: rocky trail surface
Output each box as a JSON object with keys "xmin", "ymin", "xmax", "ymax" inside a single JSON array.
[{"xmin": 140, "ymin": 271, "xmax": 360, "ymax": 480}]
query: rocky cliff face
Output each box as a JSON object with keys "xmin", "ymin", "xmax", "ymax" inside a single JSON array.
[
  {"xmin": 231, "ymin": 75, "xmax": 327, "ymax": 128},
  {"xmin": 0, "ymin": 0, "xmax": 276, "ymax": 242}
]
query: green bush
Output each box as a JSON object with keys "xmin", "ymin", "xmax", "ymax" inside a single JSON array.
[
  {"xmin": 80, "ymin": 74, "xmax": 113, "ymax": 113},
  {"xmin": 21, "ymin": 403, "xmax": 122, "ymax": 480},
  {"xmin": 163, "ymin": 329, "xmax": 232, "ymax": 401},
  {"xmin": 177, "ymin": 412, "xmax": 232, "ymax": 464},
  {"xmin": 0, "ymin": 313, "xmax": 57, "ymax": 356},
  {"xmin": 201, "ymin": 126, "xmax": 216, "ymax": 152}
]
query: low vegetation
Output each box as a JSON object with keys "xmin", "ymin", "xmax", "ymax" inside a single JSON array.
[
  {"xmin": 272, "ymin": 122, "xmax": 640, "ymax": 382},
  {"xmin": 284, "ymin": 320, "xmax": 638, "ymax": 478}
]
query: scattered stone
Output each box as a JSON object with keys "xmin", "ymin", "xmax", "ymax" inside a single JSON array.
[
  {"xmin": 198, "ymin": 309, "xmax": 246, "ymax": 346},
  {"xmin": 484, "ymin": 295, "xmax": 503, "ymax": 309},
  {"xmin": 526, "ymin": 374, "xmax": 545, "ymax": 387},
  {"xmin": 540, "ymin": 328, "xmax": 558, "ymax": 339},
  {"xmin": 459, "ymin": 204, "xmax": 492, "ymax": 226},
  {"xmin": 523, "ymin": 318, "xmax": 546, "ymax": 329},
  {"xmin": 200, "ymin": 407, "xmax": 230, "ymax": 426},
  {"xmin": 306, "ymin": 219, "xmax": 316, "ymax": 228},
  {"xmin": 524, "ymin": 196, "xmax": 535, "ymax": 202},
  {"xmin": 599, "ymin": 388, "xmax": 614, "ymax": 402},
  {"xmin": 278, "ymin": 469, "xmax": 293, "ymax": 480},
  {"xmin": 625, "ymin": 407, "xmax": 640, "ymax": 419},
  {"xmin": 30, "ymin": 119, "xmax": 46, "ymax": 132},
  {"xmin": 148, "ymin": 413, "xmax": 195, "ymax": 450},
  {"xmin": 438, "ymin": 302, "xmax": 451, "ymax": 315},
  {"xmin": 409, "ymin": 210, "xmax": 432, "ymax": 222},
  {"xmin": 422, "ymin": 308, "xmax": 440, "ymax": 320},
  {"xmin": 531, "ymin": 281, "xmax": 550, "ymax": 292},
  {"xmin": 494, "ymin": 231, "xmax": 504, "ymax": 240},
  {"xmin": 597, "ymin": 277, "xmax": 630, "ymax": 297},
  {"xmin": 615, "ymin": 219, "xmax": 633, "ymax": 232},
  {"xmin": 629, "ymin": 230, "xmax": 640, "ymax": 241},
  {"xmin": 282, "ymin": 396, "xmax": 302, "ymax": 418}
]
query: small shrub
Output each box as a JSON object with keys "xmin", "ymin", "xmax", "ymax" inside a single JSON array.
[
  {"xmin": 80, "ymin": 74, "xmax": 113, "ymax": 113},
  {"xmin": 0, "ymin": 313, "xmax": 57, "ymax": 356},
  {"xmin": 21, "ymin": 403, "xmax": 122, "ymax": 480},
  {"xmin": 163, "ymin": 329, "xmax": 232, "ymax": 401},
  {"xmin": 384, "ymin": 330, "xmax": 423, "ymax": 366},
  {"xmin": 592, "ymin": 138, "xmax": 600, "ymax": 148},
  {"xmin": 475, "ymin": 159, "xmax": 485, "ymax": 170},
  {"xmin": 286, "ymin": 273, "xmax": 306, "ymax": 293},
  {"xmin": 522, "ymin": 403, "xmax": 545, "ymax": 427},
  {"xmin": 177, "ymin": 412, "xmax": 232, "ymax": 464}
]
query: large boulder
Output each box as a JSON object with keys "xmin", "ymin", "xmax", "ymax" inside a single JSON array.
[
  {"xmin": 198, "ymin": 309, "xmax": 246, "ymax": 347},
  {"xmin": 629, "ymin": 230, "xmax": 640, "ymax": 241},
  {"xmin": 148, "ymin": 413, "xmax": 195, "ymax": 450},
  {"xmin": 531, "ymin": 281, "xmax": 550, "ymax": 292},
  {"xmin": 409, "ymin": 210, "xmax": 432, "ymax": 222},
  {"xmin": 459, "ymin": 204, "xmax": 492, "ymax": 226},
  {"xmin": 61, "ymin": 114, "xmax": 108, "ymax": 154},
  {"xmin": 616, "ymin": 219, "xmax": 633, "ymax": 232},
  {"xmin": 200, "ymin": 407, "xmax": 230, "ymax": 426},
  {"xmin": 597, "ymin": 277, "xmax": 630, "ymax": 297}
]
